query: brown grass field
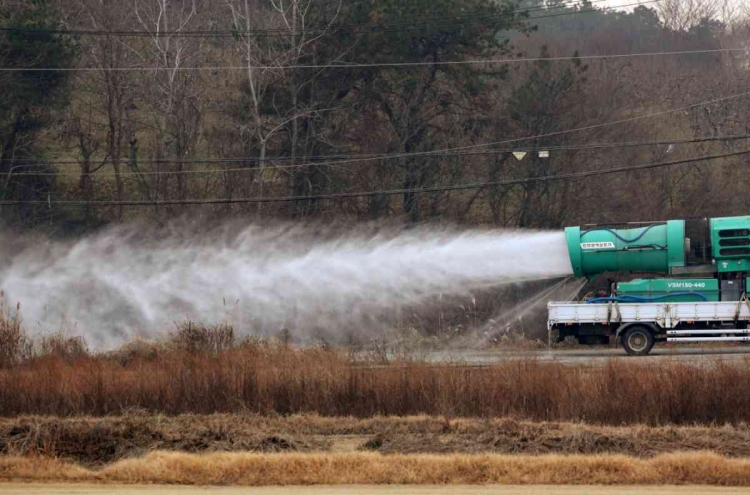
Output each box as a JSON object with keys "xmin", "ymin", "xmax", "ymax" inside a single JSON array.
[
  {"xmin": 3, "ymin": 338, "xmax": 750, "ymax": 425},
  {"xmin": 6, "ymin": 323, "xmax": 750, "ymax": 485},
  {"xmin": 5, "ymin": 486, "xmax": 749, "ymax": 495},
  {"xmin": 3, "ymin": 451, "xmax": 750, "ymax": 485}
]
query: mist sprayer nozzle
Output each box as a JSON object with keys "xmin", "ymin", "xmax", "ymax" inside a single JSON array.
[{"xmin": 564, "ymin": 220, "xmax": 687, "ymax": 278}]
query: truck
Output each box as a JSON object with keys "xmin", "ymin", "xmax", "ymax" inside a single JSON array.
[{"xmin": 547, "ymin": 215, "xmax": 750, "ymax": 355}]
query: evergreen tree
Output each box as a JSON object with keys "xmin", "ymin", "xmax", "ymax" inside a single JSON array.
[{"xmin": 0, "ymin": 0, "xmax": 76, "ymax": 223}]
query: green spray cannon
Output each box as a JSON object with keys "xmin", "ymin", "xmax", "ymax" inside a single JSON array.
[
  {"xmin": 562, "ymin": 216, "xmax": 750, "ymax": 303},
  {"xmin": 565, "ymin": 221, "xmax": 688, "ymax": 278}
]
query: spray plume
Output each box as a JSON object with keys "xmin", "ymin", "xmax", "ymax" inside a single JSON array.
[{"xmin": 0, "ymin": 222, "xmax": 574, "ymax": 348}]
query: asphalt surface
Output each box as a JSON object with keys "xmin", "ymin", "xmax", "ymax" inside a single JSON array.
[
  {"xmin": 3, "ymin": 485, "xmax": 749, "ymax": 495},
  {"xmin": 426, "ymin": 345, "xmax": 750, "ymax": 366}
]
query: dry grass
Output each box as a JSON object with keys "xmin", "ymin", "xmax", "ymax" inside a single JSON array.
[
  {"xmin": 3, "ymin": 451, "xmax": 750, "ymax": 485},
  {"xmin": 6, "ymin": 415, "xmax": 750, "ymax": 465},
  {"xmin": 170, "ymin": 322, "xmax": 236, "ymax": 354},
  {"xmin": 0, "ymin": 299, "xmax": 30, "ymax": 368},
  {"xmin": 3, "ymin": 342, "xmax": 750, "ymax": 425},
  {"xmin": 3, "ymin": 308, "xmax": 750, "ymax": 425}
]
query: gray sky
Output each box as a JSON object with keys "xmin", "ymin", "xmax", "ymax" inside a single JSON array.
[
  {"xmin": 605, "ymin": 0, "xmax": 745, "ymax": 14},
  {"xmin": 602, "ymin": 0, "xmax": 660, "ymax": 13}
]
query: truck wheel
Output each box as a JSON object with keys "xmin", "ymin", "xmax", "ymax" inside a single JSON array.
[{"xmin": 621, "ymin": 326, "xmax": 654, "ymax": 356}]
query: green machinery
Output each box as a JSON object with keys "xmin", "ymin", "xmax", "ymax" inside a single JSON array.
[
  {"xmin": 549, "ymin": 215, "xmax": 750, "ymax": 354},
  {"xmin": 564, "ymin": 216, "xmax": 750, "ymax": 303}
]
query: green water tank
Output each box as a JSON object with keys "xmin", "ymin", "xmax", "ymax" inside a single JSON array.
[
  {"xmin": 565, "ymin": 221, "xmax": 687, "ymax": 278},
  {"xmin": 616, "ymin": 278, "xmax": 719, "ymax": 302}
]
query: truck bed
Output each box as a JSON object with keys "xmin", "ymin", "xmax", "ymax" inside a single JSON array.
[{"xmin": 548, "ymin": 300, "xmax": 750, "ymax": 329}]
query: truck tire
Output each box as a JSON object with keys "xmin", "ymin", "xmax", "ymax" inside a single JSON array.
[{"xmin": 621, "ymin": 326, "xmax": 655, "ymax": 356}]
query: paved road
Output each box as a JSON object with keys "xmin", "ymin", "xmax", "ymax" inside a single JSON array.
[
  {"xmin": 426, "ymin": 345, "xmax": 750, "ymax": 366},
  {"xmin": 3, "ymin": 485, "xmax": 749, "ymax": 495}
]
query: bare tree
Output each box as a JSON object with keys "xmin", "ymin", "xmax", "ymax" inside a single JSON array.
[
  {"xmin": 225, "ymin": 0, "xmax": 342, "ymax": 215},
  {"xmin": 57, "ymin": 0, "xmax": 140, "ymax": 221},
  {"xmin": 659, "ymin": 0, "xmax": 719, "ymax": 31},
  {"xmin": 134, "ymin": 0, "xmax": 206, "ymax": 204}
]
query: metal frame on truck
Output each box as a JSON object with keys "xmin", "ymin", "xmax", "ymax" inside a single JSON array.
[{"xmin": 548, "ymin": 298, "xmax": 750, "ymax": 355}]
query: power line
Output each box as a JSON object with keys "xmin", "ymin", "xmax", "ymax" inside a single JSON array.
[
  {"xmin": 279, "ymin": 0, "xmax": 632, "ymax": 37},
  {"xmin": 3, "ymin": 9, "xmax": 518, "ymax": 38},
  {"xmin": 0, "ymin": 10, "xmax": 524, "ymax": 38},
  {"xmin": 4, "ymin": 148, "xmax": 748, "ymax": 206},
  {"xmin": 447, "ymin": 90, "xmax": 750, "ymax": 155},
  {"xmin": 1, "ymin": 46, "xmax": 741, "ymax": 73},
  {"xmin": 0, "ymin": 0, "xmax": 651, "ymax": 39},
  {"xmin": 6, "ymin": 134, "xmax": 750, "ymax": 176},
  {"xmin": 6, "ymin": 90, "xmax": 750, "ymax": 178}
]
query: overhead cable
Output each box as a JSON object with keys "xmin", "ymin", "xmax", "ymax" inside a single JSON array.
[
  {"xmin": 4, "ymin": 148, "xmax": 748, "ymax": 206},
  {"xmin": 1, "ymin": 46, "xmax": 742, "ymax": 72},
  {"xmin": 5, "ymin": 134, "xmax": 750, "ymax": 176},
  {"xmin": 0, "ymin": 0, "xmax": 655, "ymax": 39}
]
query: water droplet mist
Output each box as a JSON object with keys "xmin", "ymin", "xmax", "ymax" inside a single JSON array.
[{"xmin": 0, "ymin": 223, "xmax": 574, "ymax": 348}]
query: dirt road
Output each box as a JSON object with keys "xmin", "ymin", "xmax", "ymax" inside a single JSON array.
[{"xmin": 3, "ymin": 485, "xmax": 749, "ymax": 495}]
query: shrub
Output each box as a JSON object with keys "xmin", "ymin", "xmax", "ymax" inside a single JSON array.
[
  {"xmin": 170, "ymin": 322, "xmax": 236, "ymax": 354},
  {"xmin": 36, "ymin": 331, "xmax": 89, "ymax": 361},
  {"xmin": 0, "ymin": 299, "xmax": 30, "ymax": 368}
]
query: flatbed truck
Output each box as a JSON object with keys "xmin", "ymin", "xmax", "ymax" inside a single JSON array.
[{"xmin": 547, "ymin": 216, "xmax": 750, "ymax": 355}]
